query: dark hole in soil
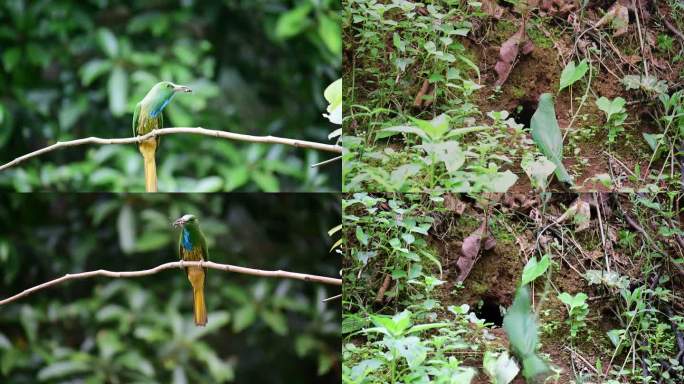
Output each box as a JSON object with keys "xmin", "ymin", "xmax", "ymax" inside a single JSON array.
[
  {"xmin": 475, "ymin": 297, "xmax": 504, "ymax": 326},
  {"xmin": 496, "ymin": 0, "xmax": 514, "ymax": 8},
  {"xmin": 511, "ymin": 98, "xmax": 537, "ymax": 128}
]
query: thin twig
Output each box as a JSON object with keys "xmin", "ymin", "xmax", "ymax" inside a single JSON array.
[
  {"xmin": 0, "ymin": 127, "xmax": 343, "ymax": 172},
  {"xmin": 310, "ymin": 156, "xmax": 342, "ymax": 168},
  {"xmin": 0, "ymin": 260, "xmax": 341, "ymax": 306}
]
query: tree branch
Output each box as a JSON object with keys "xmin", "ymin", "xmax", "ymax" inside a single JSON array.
[
  {"xmin": 0, "ymin": 127, "xmax": 343, "ymax": 172},
  {"xmin": 0, "ymin": 260, "xmax": 341, "ymax": 306}
]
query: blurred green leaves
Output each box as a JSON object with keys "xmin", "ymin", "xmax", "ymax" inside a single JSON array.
[{"xmin": 0, "ymin": 1, "xmax": 340, "ymax": 191}]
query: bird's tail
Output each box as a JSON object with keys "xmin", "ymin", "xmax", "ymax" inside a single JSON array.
[
  {"xmin": 138, "ymin": 139, "xmax": 157, "ymax": 192},
  {"xmin": 193, "ymin": 285, "xmax": 207, "ymax": 326}
]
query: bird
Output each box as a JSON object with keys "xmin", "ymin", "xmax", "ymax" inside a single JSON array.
[
  {"xmin": 133, "ymin": 81, "xmax": 192, "ymax": 192},
  {"xmin": 173, "ymin": 214, "xmax": 208, "ymax": 326}
]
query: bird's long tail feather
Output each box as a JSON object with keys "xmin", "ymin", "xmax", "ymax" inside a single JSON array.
[
  {"xmin": 139, "ymin": 139, "xmax": 157, "ymax": 192},
  {"xmin": 193, "ymin": 285, "xmax": 207, "ymax": 326}
]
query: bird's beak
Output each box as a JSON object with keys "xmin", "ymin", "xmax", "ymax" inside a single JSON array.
[
  {"xmin": 172, "ymin": 217, "xmax": 186, "ymax": 228},
  {"xmin": 172, "ymin": 84, "xmax": 192, "ymax": 93}
]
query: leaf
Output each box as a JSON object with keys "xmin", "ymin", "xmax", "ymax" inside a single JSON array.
[
  {"xmin": 530, "ymin": 93, "xmax": 573, "ymax": 184},
  {"xmin": 408, "ymin": 113, "xmax": 450, "ymax": 141},
  {"xmin": 38, "ymin": 361, "xmax": 91, "ymax": 380},
  {"xmin": 483, "ymin": 350, "xmax": 520, "ymax": 384},
  {"xmin": 503, "ymin": 286, "xmax": 551, "ymax": 382},
  {"xmin": 323, "ymin": 78, "xmax": 342, "ymax": 125},
  {"xmin": 494, "ymin": 23, "xmax": 534, "ymax": 86},
  {"xmin": 559, "ymin": 59, "xmax": 588, "ymax": 91},
  {"xmin": 97, "ymin": 28, "xmax": 119, "ymax": 58},
  {"xmin": 487, "ymin": 170, "xmax": 518, "ymax": 193},
  {"xmin": 275, "ymin": 3, "xmax": 312, "ymax": 39},
  {"xmin": 193, "ymin": 176, "xmax": 224, "ymax": 192},
  {"xmin": 416, "ymin": 141, "xmax": 465, "ymax": 173},
  {"xmin": 355, "ymin": 226, "xmax": 369, "ymax": 246},
  {"xmin": 108, "ymin": 65, "xmax": 128, "ymax": 116},
  {"xmin": 390, "ymin": 164, "xmax": 421, "ymax": 188},
  {"xmin": 80, "ymin": 59, "xmax": 112, "ymax": 86},
  {"xmin": 381, "ymin": 125, "xmax": 430, "ymax": 142},
  {"xmin": 318, "ymin": 14, "xmax": 341, "ymax": 55},
  {"xmin": 595, "ymin": 96, "xmax": 625, "ymax": 122},
  {"xmin": 117, "ymin": 204, "xmax": 136, "ymax": 254},
  {"xmin": 521, "ymin": 154, "xmax": 556, "ymax": 191},
  {"xmin": 521, "ymin": 254, "xmax": 550, "ymax": 286}
]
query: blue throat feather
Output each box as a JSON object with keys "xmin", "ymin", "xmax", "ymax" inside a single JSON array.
[
  {"xmin": 182, "ymin": 228, "xmax": 193, "ymax": 250},
  {"xmin": 149, "ymin": 93, "xmax": 175, "ymax": 118}
]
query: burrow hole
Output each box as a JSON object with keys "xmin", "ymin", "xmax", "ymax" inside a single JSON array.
[
  {"xmin": 474, "ymin": 296, "xmax": 504, "ymax": 326},
  {"xmin": 511, "ymin": 98, "xmax": 537, "ymax": 128}
]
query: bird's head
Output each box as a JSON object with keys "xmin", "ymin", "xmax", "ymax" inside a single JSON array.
[
  {"xmin": 173, "ymin": 214, "xmax": 199, "ymax": 229},
  {"xmin": 154, "ymin": 81, "xmax": 192, "ymax": 95}
]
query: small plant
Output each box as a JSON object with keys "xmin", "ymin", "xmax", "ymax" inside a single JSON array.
[
  {"xmin": 559, "ymin": 59, "xmax": 589, "ymax": 92},
  {"xmin": 558, "ymin": 292, "xmax": 589, "ymax": 340},
  {"xmin": 596, "ymin": 96, "xmax": 627, "ymax": 144}
]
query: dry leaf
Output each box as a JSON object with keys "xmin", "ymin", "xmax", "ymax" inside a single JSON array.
[
  {"xmin": 595, "ymin": 0, "xmax": 630, "ymax": 37},
  {"xmin": 494, "ymin": 23, "xmax": 535, "ymax": 86},
  {"xmin": 480, "ymin": 0, "xmax": 505, "ymax": 19},
  {"xmin": 457, "ymin": 223, "xmax": 496, "ymax": 282},
  {"xmin": 555, "ymin": 195, "xmax": 592, "ymax": 232},
  {"xmin": 444, "ymin": 193, "xmax": 467, "ymax": 215},
  {"xmin": 414, "ymin": 79, "xmax": 430, "ymax": 107}
]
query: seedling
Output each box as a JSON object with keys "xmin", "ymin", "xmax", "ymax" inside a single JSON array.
[{"xmin": 558, "ymin": 292, "xmax": 589, "ymax": 340}]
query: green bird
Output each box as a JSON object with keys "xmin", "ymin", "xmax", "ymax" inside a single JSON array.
[
  {"xmin": 503, "ymin": 285, "xmax": 551, "ymax": 383},
  {"xmin": 173, "ymin": 214, "xmax": 208, "ymax": 326},
  {"xmin": 133, "ymin": 81, "xmax": 192, "ymax": 192},
  {"xmin": 530, "ymin": 93, "xmax": 574, "ymax": 186}
]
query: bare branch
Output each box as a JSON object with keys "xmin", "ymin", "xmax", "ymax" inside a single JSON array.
[
  {"xmin": 0, "ymin": 127, "xmax": 343, "ymax": 172},
  {"xmin": 0, "ymin": 260, "xmax": 341, "ymax": 306}
]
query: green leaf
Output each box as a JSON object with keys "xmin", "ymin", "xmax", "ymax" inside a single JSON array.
[
  {"xmin": 275, "ymin": 3, "xmax": 312, "ymax": 39},
  {"xmin": 233, "ymin": 305, "xmax": 257, "ymax": 332},
  {"xmin": 416, "ymin": 141, "xmax": 465, "ymax": 173},
  {"xmin": 355, "ymin": 226, "xmax": 369, "ymax": 246},
  {"xmin": 503, "ymin": 286, "xmax": 551, "ymax": 382},
  {"xmin": 80, "ymin": 59, "xmax": 112, "ymax": 86},
  {"xmin": 559, "ymin": 59, "xmax": 588, "ymax": 91},
  {"xmin": 108, "ymin": 65, "xmax": 128, "ymax": 116},
  {"xmin": 135, "ymin": 231, "xmax": 170, "ymax": 252},
  {"xmin": 38, "ymin": 361, "xmax": 91, "ymax": 381},
  {"xmin": 521, "ymin": 254, "xmax": 550, "ymax": 286},
  {"xmin": 530, "ymin": 93, "xmax": 573, "ymax": 184},
  {"xmin": 596, "ymin": 96, "xmax": 625, "ymax": 122},
  {"xmin": 261, "ymin": 309, "xmax": 288, "ymax": 335},
  {"xmin": 97, "ymin": 28, "xmax": 119, "ymax": 58},
  {"xmin": 483, "ymin": 350, "xmax": 520, "ymax": 384},
  {"xmin": 193, "ymin": 176, "xmax": 224, "ymax": 192},
  {"xmin": 521, "ymin": 154, "xmax": 556, "ymax": 192},
  {"xmin": 408, "ymin": 113, "xmax": 450, "ymax": 141},
  {"xmin": 318, "ymin": 14, "xmax": 341, "ymax": 55},
  {"xmin": 323, "ymin": 78, "xmax": 342, "ymax": 125}
]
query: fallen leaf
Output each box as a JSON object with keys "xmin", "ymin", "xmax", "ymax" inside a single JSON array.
[
  {"xmin": 494, "ymin": 22, "xmax": 535, "ymax": 86},
  {"xmin": 555, "ymin": 195, "xmax": 592, "ymax": 232},
  {"xmin": 480, "ymin": 0, "xmax": 505, "ymax": 19},
  {"xmin": 595, "ymin": 0, "xmax": 630, "ymax": 37},
  {"xmin": 414, "ymin": 79, "xmax": 430, "ymax": 107},
  {"xmin": 444, "ymin": 193, "xmax": 467, "ymax": 215},
  {"xmin": 457, "ymin": 223, "xmax": 496, "ymax": 282}
]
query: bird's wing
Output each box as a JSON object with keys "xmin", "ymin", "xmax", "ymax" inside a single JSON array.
[{"xmin": 132, "ymin": 103, "xmax": 141, "ymax": 137}]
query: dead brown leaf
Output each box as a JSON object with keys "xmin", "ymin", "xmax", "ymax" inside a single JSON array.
[
  {"xmin": 414, "ymin": 79, "xmax": 431, "ymax": 107},
  {"xmin": 457, "ymin": 223, "xmax": 496, "ymax": 282},
  {"xmin": 594, "ymin": 0, "xmax": 631, "ymax": 37},
  {"xmin": 480, "ymin": 0, "xmax": 505, "ymax": 19},
  {"xmin": 444, "ymin": 193, "xmax": 467, "ymax": 215},
  {"xmin": 494, "ymin": 22, "xmax": 535, "ymax": 86}
]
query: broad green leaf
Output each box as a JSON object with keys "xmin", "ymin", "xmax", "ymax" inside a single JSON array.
[
  {"xmin": 595, "ymin": 96, "xmax": 625, "ymax": 122},
  {"xmin": 80, "ymin": 59, "xmax": 112, "ymax": 86},
  {"xmin": 38, "ymin": 361, "xmax": 91, "ymax": 380},
  {"xmin": 323, "ymin": 78, "xmax": 342, "ymax": 125},
  {"xmin": 521, "ymin": 254, "xmax": 550, "ymax": 286},
  {"xmin": 355, "ymin": 226, "xmax": 369, "ymax": 246},
  {"xmin": 108, "ymin": 65, "xmax": 128, "ymax": 116},
  {"xmin": 381, "ymin": 125, "xmax": 430, "ymax": 141},
  {"xmin": 503, "ymin": 286, "xmax": 551, "ymax": 382},
  {"xmin": 530, "ymin": 93, "xmax": 573, "ymax": 184},
  {"xmin": 559, "ymin": 59, "xmax": 588, "ymax": 91},
  {"xmin": 275, "ymin": 3, "xmax": 312, "ymax": 39},
  {"xmin": 193, "ymin": 176, "xmax": 224, "ymax": 192},
  {"xmin": 408, "ymin": 113, "xmax": 450, "ymax": 141},
  {"xmin": 487, "ymin": 170, "xmax": 518, "ymax": 193},
  {"xmin": 416, "ymin": 141, "xmax": 465, "ymax": 173},
  {"xmin": 97, "ymin": 28, "xmax": 119, "ymax": 58},
  {"xmin": 483, "ymin": 350, "xmax": 520, "ymax": 384},
  {"xmin": 521, "ymin": 154, "xmax": 556, "ymax": 192},
  {"xmin": 318, "ymin": 15, "xmax": 341, "ymax": 55}
]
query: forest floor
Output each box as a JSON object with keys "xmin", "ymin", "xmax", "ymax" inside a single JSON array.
[
  {"xmin": 342, "ymin": 0, "xmax": 684, "ymax": 193},
  {"xmin": 342, "ymin": 193, "xmax": 684, "ymax": 383}
]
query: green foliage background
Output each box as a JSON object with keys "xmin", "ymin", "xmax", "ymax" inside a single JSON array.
[
  {"xmin": 0, "ymin": 193, "xmax": 341, "ymax": 383},
  {"xmin": 0, "ymin": 0, "xmax": 341, "ymax": 192}
]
